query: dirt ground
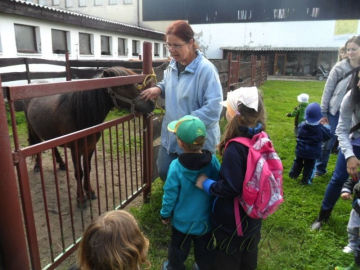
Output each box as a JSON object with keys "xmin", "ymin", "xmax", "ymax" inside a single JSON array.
[{"xmin": 22, "ymin": 128, "xmax": 148, "ymax": 269}]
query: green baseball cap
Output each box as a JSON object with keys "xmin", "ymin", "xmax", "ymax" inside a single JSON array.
[{"xmin": 167, "ymin": 115, "xmax": 206, "ymax": 144}]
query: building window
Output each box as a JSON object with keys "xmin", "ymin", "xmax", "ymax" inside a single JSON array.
[
  {"xmin": 14, "ymin": 24, "xmax": 39, "ymax": 53},
  {"xmin": 66, "ymin": 0, "xmax": 73, "ymax": 7},
  {"xmin": 39, "ymin": 0, "xmax": 47, "ymax": 5},
  {"xmin": 109, "ymin": 0, "xmax": 118, "ymax": 4},
  {"xmin": 118, "ymin": 38, "xmax": 127, "ymax": 55},
  {"xmin": 52, "ymin": 0, "xmax": 60, "ymax": 5},
  {"xmin": 132, "ymin": 40, "xmax": 140, "ymax": 56},
  {"xmin": 163, "ymin": 44, "xmax": 168, "ymax": 57},
  {"xmin": 310, "ymin": 7, "xmax": 320, "ymax": 18},
  {"xmin": 79, "ymin": 32, "xmax": 93, "ymax": 55},
  {"xmin": 52, "ymin": 29, "xmax": 69, "ymax": 54},
  {"xmin": 154, "ymin": 42, "xmax": 160, "ymax": 57},
  {"xmin": 101, "ymin": 35, "xmax": 111, "ymax": 55},
  {"xmin": 78, "ymin": 0, "xmax": 87, "ymax": 6},
  {"xmin": 273, "ymin": 8, "xmax": 289, "ymax": 19},
  {"xmin": 237, "ymin": 9, "xmax": 252, "ymax": 20},
  {"xmin": 94, "ymin": 0, "xmax": 103, "ymax": 5},
  {"xmin": 124, "ymin": 0, "xmax": 132, "ymax": 4}
]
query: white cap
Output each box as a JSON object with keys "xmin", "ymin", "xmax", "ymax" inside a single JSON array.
[
  {"xmin": 220, "ymin": 86, "xmax": 259, "ymax": 112},
  {"xmin": 297, "ymin": 93, "xmax": 309, "ymax": 103}
]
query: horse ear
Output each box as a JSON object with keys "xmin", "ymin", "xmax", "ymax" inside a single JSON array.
[
  {"xmin": 102, "ymin": 70, "xmax": 111, "ymax": 78},
  {"xmin": 103, "ymin": 68, "xmax": 117, "ymax": 78}
]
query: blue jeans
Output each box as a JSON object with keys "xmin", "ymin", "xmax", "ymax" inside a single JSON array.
[
  {"xmin": 321, "ymin": 145, "xmax": 360, "ymax": 211},
  {"xmin": 156, "ymin": 146, "xmax": 178, "ymax": 181},
  {"xmin": 315, "ymin": 112, "xmax": 339, "ymax": 175}
]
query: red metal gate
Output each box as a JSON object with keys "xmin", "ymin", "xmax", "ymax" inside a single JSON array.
[{"xmin": 0, "ymin": 42, "xmax": 154, "ymax": 270}]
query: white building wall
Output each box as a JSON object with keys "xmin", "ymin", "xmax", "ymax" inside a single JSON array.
[
  {"xmin": 0, "ymin": 13, "xmax": 165, "ymax": 60},
  {"xmin": 192, "ymin": 20, "xmax": 360, "ymax": 59},
  {"xmin": 0, "ymin": 13, "xmax": 166, "ymax": 85}
]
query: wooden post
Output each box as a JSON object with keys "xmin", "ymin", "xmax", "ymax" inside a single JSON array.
[
  {"xmin": 24, "ymin": 58, "xmax": 31, "ymax": 84},
  {"xmin": 227, "ymin": 52, "xmax": 232, "ymax": 91},
  {"xmin": 0, "ymin": 78, "xmax": 31, "ymax": 270},
  {"xmin": 261, "ymin": 56, "xmax": 265, "ymax": 84},
  {"xmin": 65, "ymin": 51, "xmax": 71, "ymax": 81},
  {"xmin": 142, "ymin": 42, "xmax": 153, "ymax": 202}
]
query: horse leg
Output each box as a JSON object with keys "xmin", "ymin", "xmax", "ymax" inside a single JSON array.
[
  {"xmin": 54, "ymin": 147, "xmax": 66, "ymax": 170},
  {"xmin": 71, "ymin": 148, "xmax": 86, "ymax": 209},
  {"xmin": 83, "ymin": 150, "xmax": 96, "ymax": 200}
]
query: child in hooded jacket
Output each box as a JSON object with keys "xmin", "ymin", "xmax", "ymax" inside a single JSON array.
[
  {"xmin": 160, "ymin": 115, "xmax": 220, "ymax": 270},
  {"xmin": 289, "ymin": 102, "xmax": 331, "ymax": 185},
  {"xmin": 286, "ymin": 93, "xmax": 309, "ymax": 135}
]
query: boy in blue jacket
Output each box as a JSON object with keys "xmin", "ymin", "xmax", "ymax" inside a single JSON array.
[
  {"xmin": 289, "ymin": 102, "xmax": 331, "ymax": 185},
  {"xmin": 160, "ymin": 115, "xmax": 220, "ymax": 270}
]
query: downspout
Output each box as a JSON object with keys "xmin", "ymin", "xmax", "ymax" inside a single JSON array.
[{"xmin": 137, "ymin": 0, "xmax": 140, "ymax": 26}]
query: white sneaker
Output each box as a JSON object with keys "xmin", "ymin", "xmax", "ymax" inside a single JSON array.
[{"xmin": 342, "ymin": 245, "xmax": 354, "ymax": 254}]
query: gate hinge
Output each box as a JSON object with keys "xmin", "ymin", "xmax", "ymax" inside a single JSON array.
[{"xmin": 12, "ymin": 151, "xmax": 20, "ymax": 165}]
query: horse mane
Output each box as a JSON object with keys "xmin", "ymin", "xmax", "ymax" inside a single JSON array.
[{"xmin": 63, "ymin": 66, "xmax": 135, "ymax": 130}]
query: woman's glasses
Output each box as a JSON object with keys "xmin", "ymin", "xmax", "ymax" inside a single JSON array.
[{"xmin": 165, "ymin": 43, "xmax": 187, "ymax": 50}]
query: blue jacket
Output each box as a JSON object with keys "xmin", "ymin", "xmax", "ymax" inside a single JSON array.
[
  {"xmin": 160, "ymin": 151, "xmax": 220, "ymax": 235},
  {"xmin": 157, "ymin": 51, "xmax": 223, "ymax": 154},
  {"xmin": 296, "ymin": 122, "xmax": 331, "ymax": 159}
]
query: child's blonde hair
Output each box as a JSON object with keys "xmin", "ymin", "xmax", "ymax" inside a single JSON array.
[
  {"xmin": 78, "ymin": 210, "xmax": 149, "ymax": 270},
  {"xmin": 218, "ymin": 92, "xmax": 266, "ymax": 155},
  {"xmin": 178, "ymin": 136, "xmax": 205, "ymax": 151}
]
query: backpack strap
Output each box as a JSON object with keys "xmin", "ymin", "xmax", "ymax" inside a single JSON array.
[
  {"xmin": 335, "ymin": 67, "xmax": 357, "ymax": 85},
  {"xmin": 234, "ymin": 197, "xmax": 244, "ymax": 236}
]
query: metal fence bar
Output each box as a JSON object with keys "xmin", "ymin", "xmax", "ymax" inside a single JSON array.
[{"xmin": 0, "ymin": 80, "xmax": 32, "ymax": 269}]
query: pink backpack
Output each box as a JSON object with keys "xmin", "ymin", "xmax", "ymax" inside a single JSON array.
[{"xmin": 225, "ymin": 131, "xmax": 284, "ymax": 236}]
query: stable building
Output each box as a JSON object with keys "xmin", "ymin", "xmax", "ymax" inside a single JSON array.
[{"xmin": 222, "ymin": 46, "xmax": 338, "ymax": 77}]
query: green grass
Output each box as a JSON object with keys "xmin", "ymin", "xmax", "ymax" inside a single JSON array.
[{"xmin": 131, "ymin": 80, "xmax": 354, "ymax": 270}]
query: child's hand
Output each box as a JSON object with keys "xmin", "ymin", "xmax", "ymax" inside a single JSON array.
[
  {"xmin": 196, "ymin": 174, "xmax": 208, "ymax": 189},
  {"xmin": 341, "ymin": 192, "xmax": 352, "ymax": 200},
  {"xmin": 161, "ymin": 217, "xmax": 171, "ymax": 225},
  {"xmin": 320, "ymin": 117, "xmax": 329, "ymax": 125}
]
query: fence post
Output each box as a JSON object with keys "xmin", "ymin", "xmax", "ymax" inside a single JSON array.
[
  {"xmin": 24, "ymin": 58, "xmax": 31, "ymax": 84},
  {"xmin": 65, "ymin": 51, "xmax": 71, "ymax": 81},
  {"xmin": 142, "ymin": 42, "xmax": 153, "ymax": 202},
  {"xmin": 227, "ymin": 52, "xmax": 232, "ymax": 91},
  {"xmin": 0, "ymin": 78, "xmax": 30, "ymax": 270},
  {"xmin": 251, "ymin": 55, "xmax": 256, "ymax": 86}
]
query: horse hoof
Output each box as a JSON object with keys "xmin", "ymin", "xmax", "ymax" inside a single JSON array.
[
  {"xmin": 77, "ymin": 199, "xmax": 88, "ymax": 209},
  {"xmin": 87, "ymin": 191, "xmax": 97, "ymax": 200},
  {"xmin": 59, "ymin": 164, "xmax": 66, "ymax": 171}
]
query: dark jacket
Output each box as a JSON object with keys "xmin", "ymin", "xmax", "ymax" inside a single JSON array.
[
  {"xmin": 203, "ymin": 139, "xmax": 262, "ymax": 238},
  {"xmin": 296, "ymin": 122, "xmax": 331, "ymax": 159},
  {"xmin": 341, "ymin": 178, "xmax": 360, "ymax": 214}
]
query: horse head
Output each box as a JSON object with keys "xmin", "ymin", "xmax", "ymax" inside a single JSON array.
[{"xmin": 102, "ymin": 67, "xmax": 155, "ymax": 114}]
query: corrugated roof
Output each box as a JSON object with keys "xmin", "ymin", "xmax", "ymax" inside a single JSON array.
[
  {"xmin": 0, "ymin": 0, "xmax": 164, "ymax": 40},
  {"xmin": 221, "ymin": 46, "xmax": 338, "ymax": 52}
]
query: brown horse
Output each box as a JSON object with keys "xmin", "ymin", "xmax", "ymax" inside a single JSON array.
[{"xmin": 24, "ymin": 66, "xmax": 155, "ymax": 207}]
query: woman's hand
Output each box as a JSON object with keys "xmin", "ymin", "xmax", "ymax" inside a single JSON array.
[
  {"xmin": 196, "ymin": 174, "xmax": 208, "ymax": 190},
  {"xmin": 140, "ymin": 86, "xmax": 161, "ymax": 101},
  {"xmin": 341, "ymin": 192, "xmax": 352, "ymax": 200},
  {"xmin": 346, "ymin": 156, "xmax": 360, "ymax": 181}
]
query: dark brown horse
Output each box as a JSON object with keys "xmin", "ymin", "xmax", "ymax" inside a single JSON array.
[{"xmin": 24, "ymin": 67, "xmax": 155, "ymax": 207}]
